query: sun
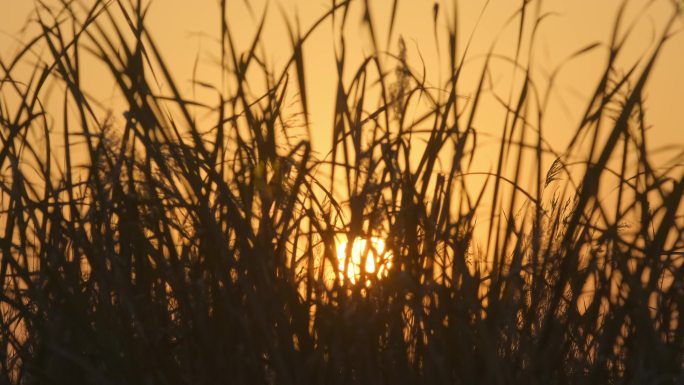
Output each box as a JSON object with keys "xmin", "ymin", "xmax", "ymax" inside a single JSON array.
[{"xmin": 336, "ymin": 237, "xmax": 393, "ymax": 285}]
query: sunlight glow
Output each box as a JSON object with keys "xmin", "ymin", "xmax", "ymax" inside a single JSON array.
[{"xmin": 336, "ymin": 237, "xmax": 392, "ymax": 285}]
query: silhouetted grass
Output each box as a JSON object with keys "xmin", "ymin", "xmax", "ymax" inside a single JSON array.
[{"xmin": 0, "ymin": 0, "xmax": 682, "ymax": 384}]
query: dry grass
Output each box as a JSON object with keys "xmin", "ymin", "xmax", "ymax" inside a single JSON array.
[{"xmin": 0, "ymin": 0, "xmax": 682, "ymax": 384}]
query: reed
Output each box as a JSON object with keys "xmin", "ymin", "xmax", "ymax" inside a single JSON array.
[{"xmin": 0, "ymin": 1, "xmax": 682, "ymax": 384}]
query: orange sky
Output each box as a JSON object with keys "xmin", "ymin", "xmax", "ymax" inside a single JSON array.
[
  {"xmin": 1, "ymin": 0, "xmax": 682, "ymax": 211},
  {"xmin": 2, "ymin": 0, "xmax": 682, "ymax": 153},
  {"xmin": 1, "ymin": 0, "xmax": 682, "ymax": 262}
]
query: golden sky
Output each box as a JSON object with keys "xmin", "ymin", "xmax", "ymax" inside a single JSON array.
[
  {"xmin": 1, "ymin": 0, "xmax": 682, "ymax": 276},
  {"xmin": 1, "ymin": 0, "xmax": 683, "ymax": 162}
]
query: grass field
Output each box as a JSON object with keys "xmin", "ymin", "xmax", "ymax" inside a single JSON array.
[{"xmin": 0, "ymin": 0, "xmax": 683, "ymax": 384}]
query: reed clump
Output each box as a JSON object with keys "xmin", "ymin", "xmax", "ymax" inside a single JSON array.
[{"xmin": 0, "ymin": 1, "xmax": 682, "ymax": 384}]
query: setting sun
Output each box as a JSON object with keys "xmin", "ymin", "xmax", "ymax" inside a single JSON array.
[{"xmin": 336, "ymin": 237, "xmax": 393, "ymax": 285}]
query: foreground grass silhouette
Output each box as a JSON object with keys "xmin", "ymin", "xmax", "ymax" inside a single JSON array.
[{"xmin": 0, "ymin": 1, "xmax": 682, "ymax": 384}]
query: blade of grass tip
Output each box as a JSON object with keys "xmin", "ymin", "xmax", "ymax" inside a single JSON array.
[
  {"xmin": 220, "ymin": 3, "xmax": 265, "ymax": 152},
  {"xmin": 36, "ymin": 12, "xmax": 101, "ymax": 158},
  {"xmin": 524, "ymin": 11, "xmax": 558, "ymax": 264},
  {"xmin": 447, "ymin": 0, "xmax": 491, "ymax": 87},
  {"xmin": 241, "ymin": 4, "xmax": 268, "ymax": 77},
  {"xmin": 386, "ymin": 0, "xmax": 400, "ymax": 49},
  {"xmin": 540, "ymin": 41, "xmax": 602, "ymax": 113},
  {"xmin": 2, "ymin": 88, "xmax": 58, "ymax": 220},
  {"xmin": 283, "ymin": 13, "xmax": 311, "ymax": 138},
  {"xmin": 432, "ymin": 2, "xmax": 440, "ymax": 65},
  {"xmin": 352, "ymin": 71, "xmax": 367, "ymax": 165},
  {"xmin": 454, "ymin": 43, "xmax": 499, "ymax": 256},
  {"xmin": 274, "ymin": 0, "xmax": 351, "ymax": 87},
  {"xmin": 362, "ymin": 0, "xmax": 379, "ymax": 55},
  {"xmin": 80, "ymin": 3, "xmax": 130, "ymax": 70},
  {"xmin": 567, "ymin": 0, "xmax": 633, "ymax": 152},
  {"xmin": 329, "ymin": 40, "xmax": 353, "ymax": 194},
  {"xmin": 140, "ymin": 29, "xmax": 213, "ymax": 162},
  {"xmin": 228, "ymin": 0, "xmax": 253, "ymax": 22},
  {"xmin": 370, "ymin": 59, "xmax": 392, "ymax": 153},
  {"xmin": 487, "ymin": 0, "xmax": 533, "ymax": 276},
  {"xmin": 113, "ymin": 0, "xmax": 192, "ymax": 152},
  {"xmin": 220, "ymin": 0, "xmax": 227, "ymax": 89}
]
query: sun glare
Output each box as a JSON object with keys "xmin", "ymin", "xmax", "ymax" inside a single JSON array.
[{"xmin": 336, "ymin": 237, "xmax": 392, "ymax": 285}]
